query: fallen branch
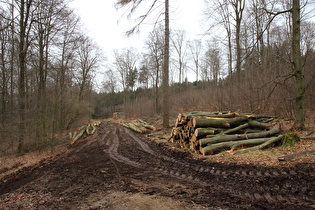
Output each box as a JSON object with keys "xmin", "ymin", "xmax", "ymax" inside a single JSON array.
[
  {"xmin": 278, "ymin": 150, "xmax": 315, "ymax": 161},
  {"xmin": 300, "ymin": 136, "xmax": 315, "ymax": 139}
]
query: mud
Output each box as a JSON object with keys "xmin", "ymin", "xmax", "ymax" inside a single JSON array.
[{"xmin": 0, "ymin": 121, "xmax": 314, "ymax": 209}]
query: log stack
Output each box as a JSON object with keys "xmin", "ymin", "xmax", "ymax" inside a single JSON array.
[
  {"xmin": 121, "ymin": 119, "xmax": 157, "ymax": 134},
  {"xmin": 169, "ymin": 111, "xmax": 282, "ymax": 155},
  {"xmin": 69, "ymin": 120, "xmax": 101, "ymax": 145}
]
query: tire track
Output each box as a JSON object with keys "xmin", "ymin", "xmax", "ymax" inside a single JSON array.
[
  {"xmin": 101, "ymin": 126, "xmax": 142, "ymax": 168},
  {"xmin": 119, "ymin": 127, "xmax": 314, "ymax": 208},
  {"xmin": 98, "ymin": 122, "xmax": 314, "ymax": 209}
]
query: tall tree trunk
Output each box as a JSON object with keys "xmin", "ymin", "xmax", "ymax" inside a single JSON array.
[
  {"xmin": 228, "ymin": 31, "xmax": 233, "ymax": 78},
  {"xmin": 232, "ymin": 0, "xmax": 245, "ymax": 82},
  {"xmin": 36, "ymin": 25, "xmax": 46, "ymax": 150},
  {"xmin": 235, "ymin": 21, "xmax": 241, "ymax": 81},
  {"xmin": 292, "ymin": 0, "xmax": 305, "ymax": 129},
  {"xmin": 155, "ymin": 63, "xmax": 159, "ymax": 114},
  {"xmin": 1, "ymin": 38, "xmax": 7, "ymax": 125},
  {"xmin": 59, "ymin": 40, "xmax": 67, "ymax": 131},
  {"xmin": 18, "ymin": 0, "xmax": 27, "ymax": 155},
  {"xmin": 163, "ymin": 0, "xmax": 170, "ymax": 128},
  {"xmin": 10, "ymin": 0, "xmax": 15, "ymax": 111}
]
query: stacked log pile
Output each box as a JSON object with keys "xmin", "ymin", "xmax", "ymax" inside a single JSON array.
[
  {"xmin": 121, "ymin": 119, "xmax": 156, "ymax": 134},
  {"xmin": 69, "ymin": 120, "xmax": 102, "ymax": 145},
  {"xmin": 169, "ymin": 111, "xmax": 283, "ymax": 155}
]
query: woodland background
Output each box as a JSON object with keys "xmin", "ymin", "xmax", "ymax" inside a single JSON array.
[{"xmin": 0, "ymin": 0, "xmax": 314, "ymax": 155}]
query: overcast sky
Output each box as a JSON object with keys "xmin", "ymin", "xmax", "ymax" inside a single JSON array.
[{"xmin": 69, "ymin": 0, "xmax": 206, "ymax": 60}]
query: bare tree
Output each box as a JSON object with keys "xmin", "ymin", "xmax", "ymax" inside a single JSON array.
[
  {"xmin": 138, "ymin": 58, "xmax": 151, "ymax": 89},
  {"xmin": 114, "ymin": 47, "xmax": 138, "ymax": 92},
  {"xmin": 76, "ymin": 37, "xmax": 100, "ymax": 101},
  {"xmin": 33, "ymin": 0, "xmax": 67, "ymax": 150},
  {"xmin": 103, "ymin": 69, "xmax": 118, "ymax": 113},
  {"xmin": 263, "ymin": 0, "xmax": 307, "ymax": 128},
  {"xmin": 0, "ymin": 0, "xmax": 104, "ymax": 154},
  {"xmin": 17, "ymin": 0, "xmax": 36, "ymax": 154},
  {"xmin": 103, "ymin": 69, "xmax": 117, "ymax": 94},
  {"xmin": 56, "ymin": 9, "xmax": 81, "ymax": 131},
  {"xmin": 205, "ymin": 41, "xmax": 221, "ymax": 85},
  {"xmin": 230, "ymin": 0, "xmax": 246, "ymax": 81},
  {"xmin": 0, "ymin": 12, "xmax": 10, "ymax": 126},
  {"xmin": 187, "ymin": 39, "xmax": 202, "ymax": 82},
  {"xmin": 116, "ymin": 0, "xmax": 170, "ymax": 128},
  {"xmin": 171, "ymin": 29, "xmax": 187, "ymax": 83},
  {"xmin": 145, "ymin": 25, "xmax": 164, "ymax": 113},
  {"xmin": 205, "ymin": 0, "xmax": 233, "ymax": 77}
]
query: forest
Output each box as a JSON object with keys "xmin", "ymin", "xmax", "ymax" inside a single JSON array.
[{"xmin": 0, "ymin": 0, "xmax": 314, "ymax": 156}]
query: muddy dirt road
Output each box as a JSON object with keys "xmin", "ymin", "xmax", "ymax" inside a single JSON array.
[{"xmin": 0, "ymin": 121, "xmax": 314, "ymax": 209}]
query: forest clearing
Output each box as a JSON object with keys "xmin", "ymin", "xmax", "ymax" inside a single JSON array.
[
  {"xmin": 0, "ymin": 0, "xmax": 315, "ymax": 208},
  {"xmin": 0, "ymin": 116, "xmax": 314, "ymax": 209}
]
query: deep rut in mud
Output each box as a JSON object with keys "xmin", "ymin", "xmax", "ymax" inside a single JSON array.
[{"xmin": 0, "ymin": 121, "xmax": 314, "ymax": 209}]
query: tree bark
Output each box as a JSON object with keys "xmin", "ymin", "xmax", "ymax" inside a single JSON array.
[
  {"xmin": 292, "ymin": 0, "xmax": 305, "ymax": 130},
  {"xmin": 248, "ymin": 120, "xmax": 268, "ymax": 129},
  {"xmin": 222, "ymin": 123, "xmax": 249, "ymax": 135},
  {"xmin": 192, "ymin": 116, "xmax": 248, "ymax": 128},
  {"xmin": 233, "ymin": 0, "xmax": 245, "ymax": 82},
  {"xmin": 184, "ymin": 111, "xmax": 237, "ymax": 120},
  {"xmin": 194, "ymin": 128, "xmax": 224, "ymax": 138},
  {"xmin": 162, "ymin": 0, "xmax": 170, "ymax": 129}
]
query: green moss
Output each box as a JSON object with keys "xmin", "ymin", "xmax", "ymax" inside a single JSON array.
[{"xmin": 282, "ymin": 133, "xmax": 300, "ymax": 147}]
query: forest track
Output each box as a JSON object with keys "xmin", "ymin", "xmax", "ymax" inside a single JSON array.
[{"xmin": 0, "ymin": 121, "xmax": 314, "ymax": 209}]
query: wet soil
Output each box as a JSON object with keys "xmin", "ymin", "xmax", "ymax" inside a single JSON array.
[{"xmin": 0, "ymin": 121, "xmax": 314, "ymax": 209}]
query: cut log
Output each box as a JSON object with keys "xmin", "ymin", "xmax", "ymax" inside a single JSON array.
[
  {"xmin": 243, "ymin": 129, "xmax": 266, "ymax": 133},
  {"xmin": 123, "ymin": 123, "xmax": 146, "ymax": 133},
  {"xmin": 200, "ymin": 141, "xmax": 235, "ymax": 155},
  {"xmin": 184, "ymin": 112, "xmax": 239, "ymax": 120},
  {"xmin": 192, "ymin": 118, "xmax": 230, "ymax": 128},
  {"xmin": 230, "ymin": 138, "xmax": 273, "ymax": 151},
  {"xmin": 71, "ymin": 129, "xmax": 85, "ymax": 145},
  {"xmin": 194, "ymin": 128, "xmax": 224, "ymax": 138},
  {"xmin": 86, "ymin": 124, "xmax": 91, "ymax": 136},
  {"xmin": 222, "ymin": 123, "xmax": 249, "ymax": 135},
  {"xmin": 200, "ymin": 137, "xmax": 272, "ymax": 155},
  {"xmin": 205, "ymin": 135, "xmax": 217, "ymax": 138},
  {"xmin": 192, "ymin": 116, "xmax": 249, "ymax": 128},
  {"xmin": 169, "ymin": 111, "xmax": 279, "ymax": 156},
  {"xmin": 134, "ymin": 122, "xmax": 147, "ymax": 131},
  {"xmin": 90, "ymin": 124, "xmax": 96, "ymax": 135},
  {"xmin": 248, "ymin": 120, "xmax": 268, "ymax": 129},
  {"xmin": 199, "ymin": 128, "xmax": 280, "ymax": 147},
  {"xmin": 228, "ymin": 116, "xmax": 250, "ymax": 127},
  {"xmin": 235, "ymin": 135, "xmax": 283, "ymax": 153}
]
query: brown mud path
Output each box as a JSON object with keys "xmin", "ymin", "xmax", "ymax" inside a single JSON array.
[{"xmin": 0, "ymin": 121, "xmax": 314, "ymax": 209}]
